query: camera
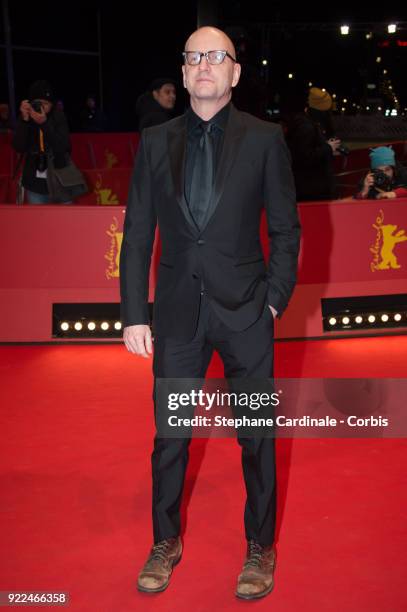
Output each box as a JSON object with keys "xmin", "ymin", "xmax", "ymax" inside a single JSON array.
[
  {"xmin": 372, "ymin": 169, "xmax": 391, "ymax": 190},
  {"xmin": 330, "ymin": 137, "xmax": 349, "ymax": 156},
  {"xmin": 30, "ymin": 99, "xmax": 43, "ymax": 113},
  {"xmin": 337, "ymin": 144, "xmax": 350, "ymax": 156}
]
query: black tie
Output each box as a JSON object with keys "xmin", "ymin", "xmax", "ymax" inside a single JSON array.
[{"xmin": 189, "ymin": 122, "xmax": 214, "ymax": 230}]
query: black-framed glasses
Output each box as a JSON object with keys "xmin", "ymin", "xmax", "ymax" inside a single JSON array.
[{"xmin": 182, "ymin": 50, "xmax": 237, "ymax": 66}]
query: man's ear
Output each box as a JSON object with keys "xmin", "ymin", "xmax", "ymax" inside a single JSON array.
[
  {"xmin": 181, "ymin": 65, "xmax": 187, "ymax": 89},
  {"xmin": 232, "ymin": 63, "xmax": 241, "ymax": 88},
  {"xmin": 152, "ymin": 90, "xmax": 159, "ymax": 102}
]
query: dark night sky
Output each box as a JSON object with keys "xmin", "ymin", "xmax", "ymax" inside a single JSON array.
[{"xmin": 1, "ymin": 2, "xmax": 406, "ymax": 130}]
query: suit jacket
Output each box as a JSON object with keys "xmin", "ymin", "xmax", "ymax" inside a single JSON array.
[{"xmin": 120, "ymin": 103, "xmax": 301, "ymax": 342}]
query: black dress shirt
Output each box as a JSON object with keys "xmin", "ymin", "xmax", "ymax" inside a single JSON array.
[{"xmin": 184, "ymin": 101, "xmax": 230, "ymax": 209}]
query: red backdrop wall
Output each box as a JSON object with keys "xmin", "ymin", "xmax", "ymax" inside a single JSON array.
[{"xmin": 1, "ymin": 199, "xmax": 406, "ymax": 342}]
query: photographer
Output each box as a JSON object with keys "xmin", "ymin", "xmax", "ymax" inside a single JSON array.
[
  {"xmin": 285, "ymin": 87, "xmax": 346, "ymax": 201},
  {"xmin": 12, "ymin": 80, "xmax": 72, "ymax": 204},
  {"xmin": 355, "ymin": 146, "xmax": 407, "ymax": 200}
]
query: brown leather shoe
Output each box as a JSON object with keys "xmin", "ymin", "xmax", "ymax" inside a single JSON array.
[
  {"xmin": 137, "ymin": 536, "xmax": 182, "ymax": 593},
  {"xmin": 235, "ymin": 540, "xmax": 276, "ymax": 600}
]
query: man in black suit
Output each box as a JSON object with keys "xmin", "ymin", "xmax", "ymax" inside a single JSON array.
[{"xmin": 120, "ymin": 26, "xmax": 300, "ymax": 600}]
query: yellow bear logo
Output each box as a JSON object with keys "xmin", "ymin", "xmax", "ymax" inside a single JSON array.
[
  {"xmin": 95, "ymin": 174, "xmax": 119, "ymax": 206},
  {"xmin": 372, "ymin": 223, "xmax": 407, "ymax": 270}
]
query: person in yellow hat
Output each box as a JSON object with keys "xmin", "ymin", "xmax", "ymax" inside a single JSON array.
[
  {"xmin": 307, "ymin": 86, "xmax": 332, "ymax": 112},
  {"xmin": 285, "ymin": 87, "xmax": 343, "ymax": 201}
]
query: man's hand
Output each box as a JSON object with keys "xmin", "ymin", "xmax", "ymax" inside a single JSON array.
[
  {"xmin": 269, "ymin": 305, "xmax": 278, "ymax": 319},
  {"xmin": 29, "ymin": 105, "xmax": 47, "ymax": 125},
  {"xmin": 123, "ymin": 324, "xmax": 153, "ymax": 358},
  {"xmin": 360, "ymin": 172, "xmax": 375, "ymax": 197},
  {"xmin": 20, "ymin": 100, "xmax": 31, "ymax": 122}
]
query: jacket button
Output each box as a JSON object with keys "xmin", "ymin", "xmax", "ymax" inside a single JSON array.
[{"xmin": 197, "ymin": 239, "xmax": 205, "ymax": 245}]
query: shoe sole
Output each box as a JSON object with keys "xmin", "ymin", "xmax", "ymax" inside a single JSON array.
[
  {"xmin": 137, "ymin": 546, "xmax": 183, "ymax": 594},
  {"xmin": 235, "ymin": 580, "xmax": 274, "ymax": 601}
]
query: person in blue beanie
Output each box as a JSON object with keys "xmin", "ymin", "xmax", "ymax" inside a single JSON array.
[{"xmin": 355, "ymin": 145, "xmax": 407, "ymax": 199}]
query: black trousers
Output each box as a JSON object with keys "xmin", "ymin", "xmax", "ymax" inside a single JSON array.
[{"xmin": 151, "ymin": 291, "xmax": 276, "ymax": 547}]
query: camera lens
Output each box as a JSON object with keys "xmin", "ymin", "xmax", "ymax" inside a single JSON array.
[
  {"xmin": 373, "ymin": 170, "xmax": 390, "ymax": 189},
  {"xmin": 30, "ymin": 99, "xmax": 43, "ymax": 113}
]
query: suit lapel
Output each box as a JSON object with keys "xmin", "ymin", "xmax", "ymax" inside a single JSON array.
[
  {"xmin": 167, "ymin": 115, "xmax": 199, "ymax": 232},
  {"xmin": 200, "ymin": 104, "xmax": 246, "ymax": 232}
]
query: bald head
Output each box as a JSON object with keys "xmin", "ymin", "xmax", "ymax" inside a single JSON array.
[
  {"xmin": 181, "ymin": 26, "xmax": 241, "ymax": 119},
  {"xmin": 184, "ymin": 26, "xmax": 236, "ymax": 59}
]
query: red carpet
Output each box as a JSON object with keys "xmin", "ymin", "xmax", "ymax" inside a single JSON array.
[{"xmin": 0, "ymin": 337, "xmax": 406, "ymax": 611}]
